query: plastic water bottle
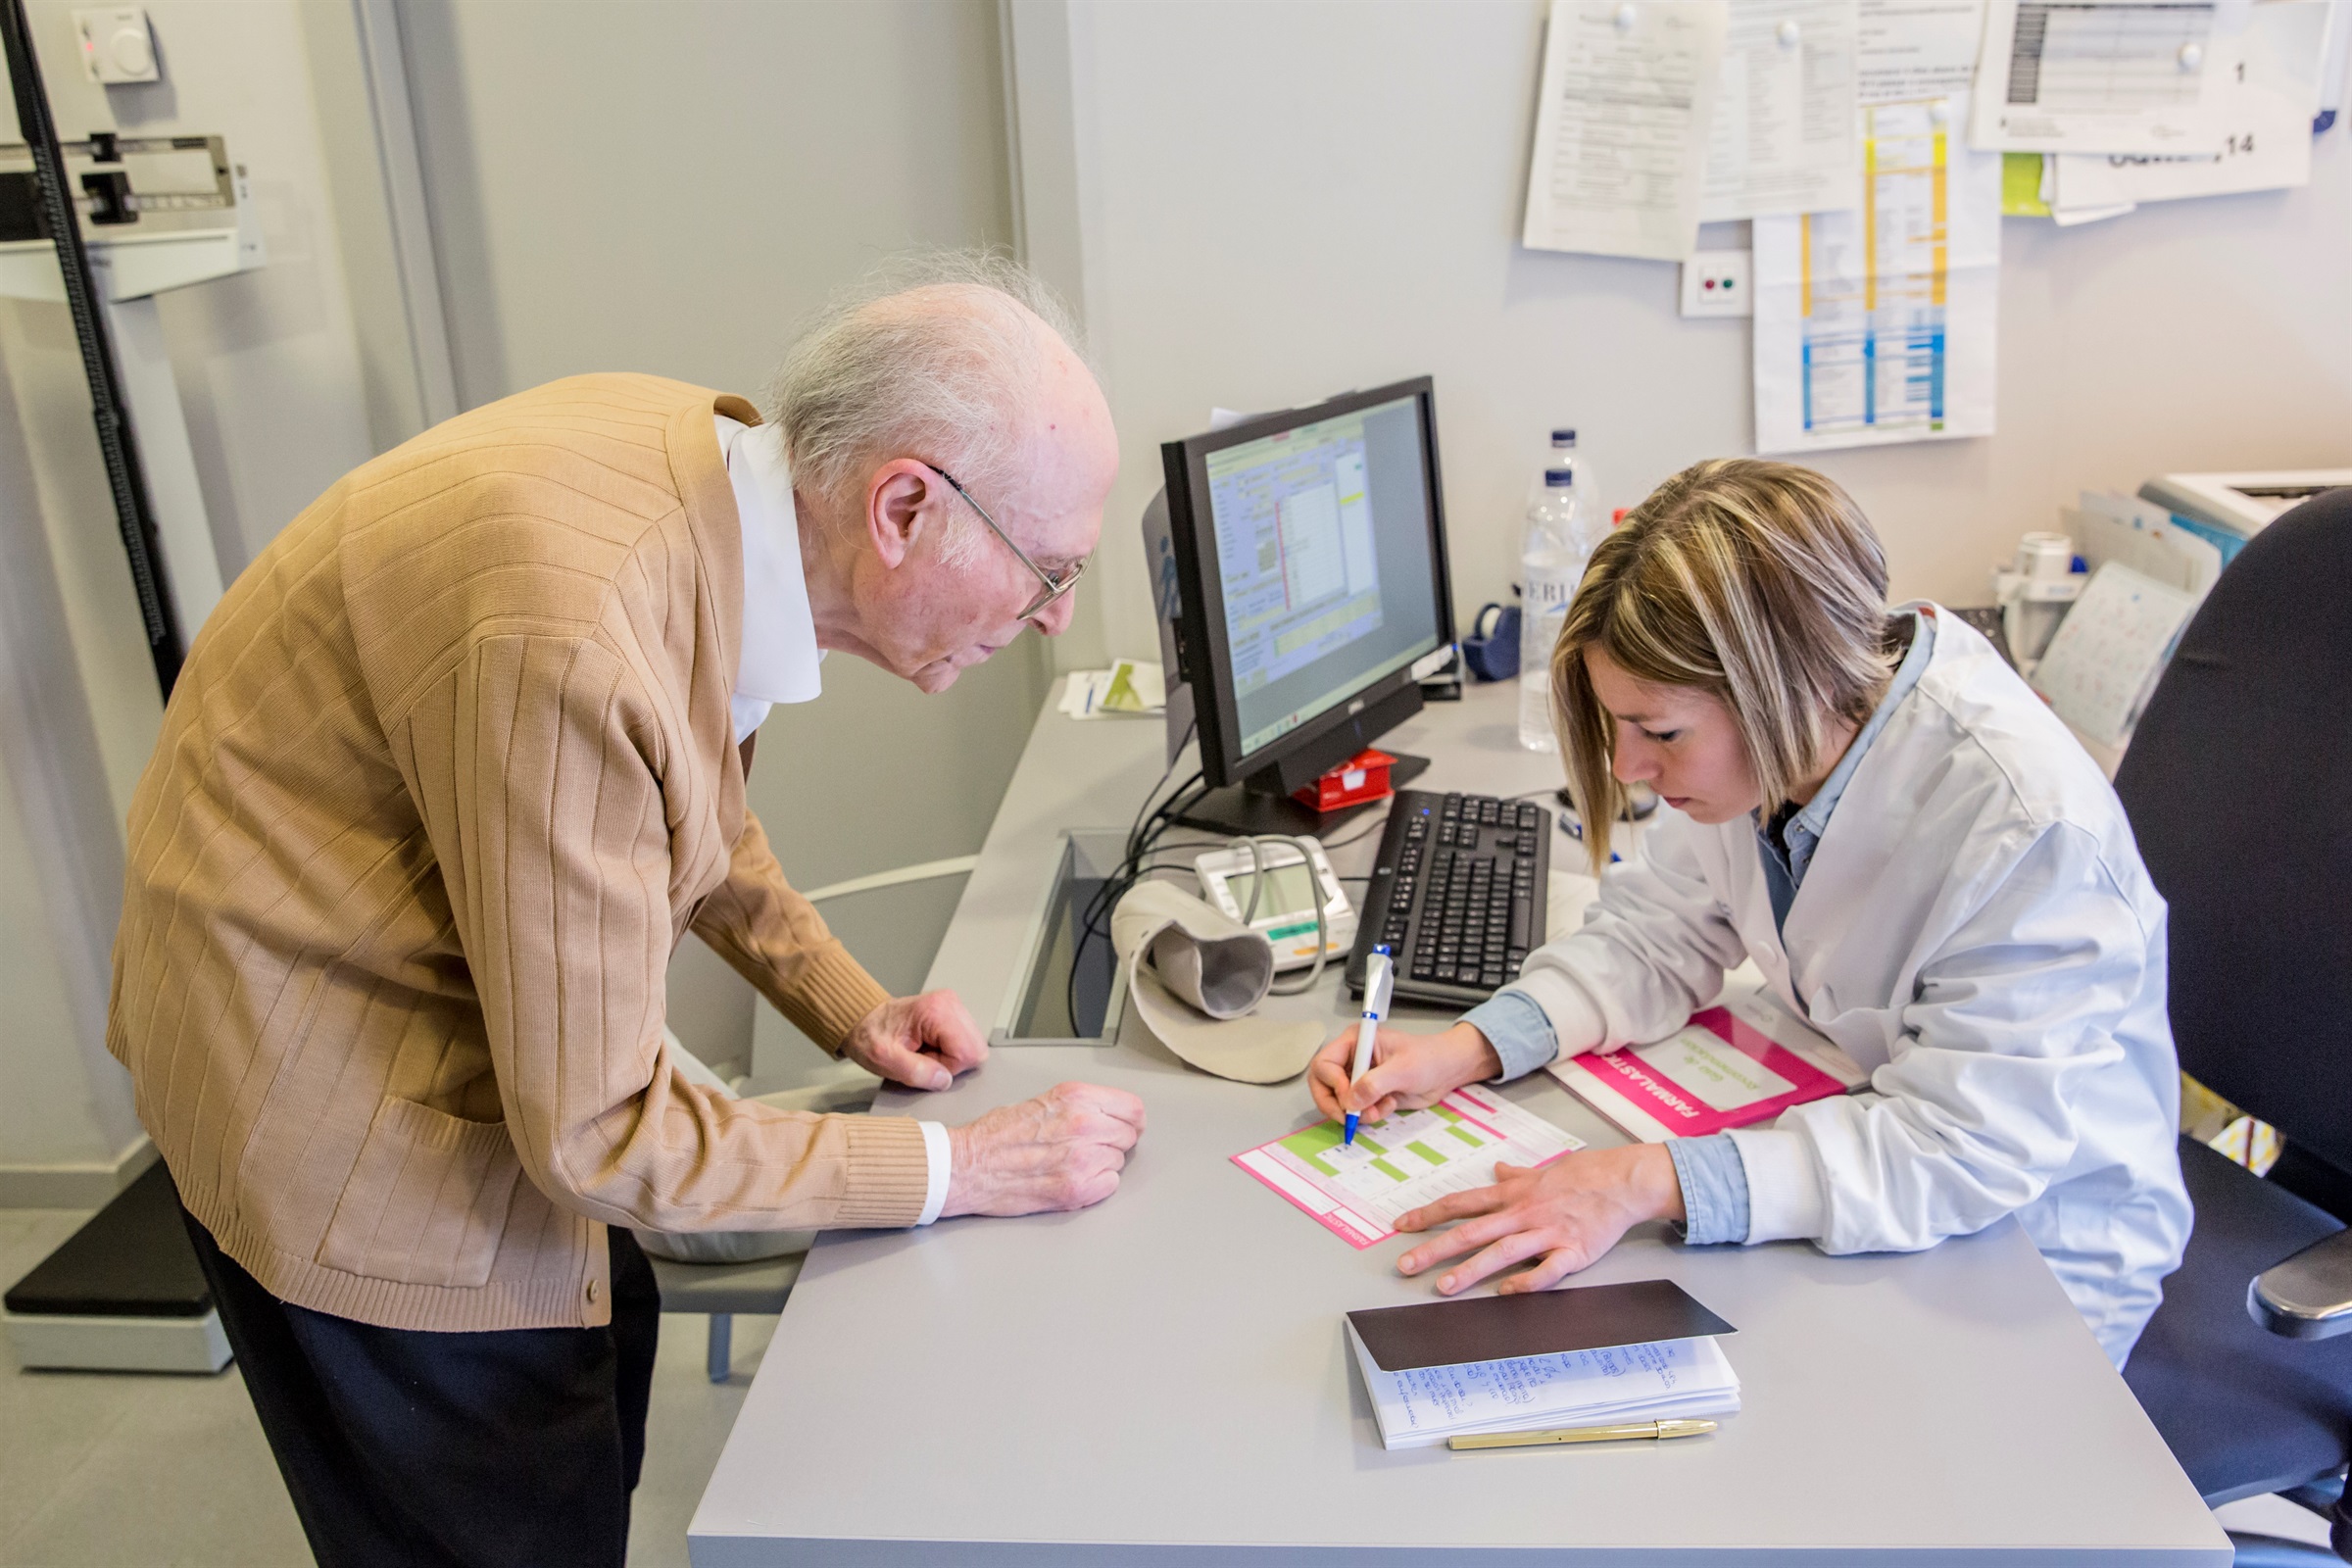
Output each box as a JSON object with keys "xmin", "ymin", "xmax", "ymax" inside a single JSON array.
[
  {"xmin": 1526, "ymin": 430, "xmax": 1601, "ymax": 515},
  {"xmin": 1518, "ymin": 466, "xmax": 1598, "ymax": 752}
]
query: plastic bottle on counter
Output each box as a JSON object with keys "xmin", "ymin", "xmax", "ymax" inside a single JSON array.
[{"xmin": 1518, "ymin": 466, "xmax": 1599, "ymax": 752}]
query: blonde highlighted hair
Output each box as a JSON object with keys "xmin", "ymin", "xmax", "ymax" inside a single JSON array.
[{"xmin": 1550, "ymin": 459, "xmax": 1903, "ymax": 865}]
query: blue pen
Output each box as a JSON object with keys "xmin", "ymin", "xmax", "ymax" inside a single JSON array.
[{"xmin": 1345, "ymin": 945, "xmax": 1396, "ymax": 1147}]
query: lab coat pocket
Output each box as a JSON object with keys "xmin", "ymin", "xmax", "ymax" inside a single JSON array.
[{"xmin": 317, "ymin": 1096, "xmax": 523, "ymax": 1288}]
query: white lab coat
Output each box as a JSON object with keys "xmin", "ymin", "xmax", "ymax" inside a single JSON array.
[{"xmin": 1512, "ymin": 609, "xmax": 2190, "ymax": 1364}]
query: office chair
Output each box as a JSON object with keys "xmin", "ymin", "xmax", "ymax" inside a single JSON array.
[{"xmin": 2114, "ymin": 487, "xmax": 2352, "ymax": 1565}]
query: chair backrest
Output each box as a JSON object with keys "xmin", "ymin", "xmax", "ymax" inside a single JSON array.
[{"xmin": 2114, "ymin": 489, "xmax": 2352, "ymax": 1176}]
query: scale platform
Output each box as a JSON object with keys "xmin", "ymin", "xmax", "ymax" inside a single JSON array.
[{"xmin": 3, "ymin": 1160, "xmax": 229, "ymax": 1374}]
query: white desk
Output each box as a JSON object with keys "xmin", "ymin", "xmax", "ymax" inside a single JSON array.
[{"xmin": 690, "ymin": 680, "xmax": 2227, "ymax": 1565}]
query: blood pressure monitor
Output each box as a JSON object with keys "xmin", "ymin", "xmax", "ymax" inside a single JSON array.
[{"xmin": 1193, "ymin": 838, "xmax": 1355, "ymax": 970}]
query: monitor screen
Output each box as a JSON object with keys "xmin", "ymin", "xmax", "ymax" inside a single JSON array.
[{"xmin": 1200, "ymin": 393, "xmax": 1445, "ymax": 761}]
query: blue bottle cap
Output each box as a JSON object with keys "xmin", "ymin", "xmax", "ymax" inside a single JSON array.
[
  {"xmin": 1544, "ymin": 466, "xmax": 1576, "ymax": 486},
  {"xmin": 1550, "ymin": 428, "xmax": 1578, "ymax": 446}
]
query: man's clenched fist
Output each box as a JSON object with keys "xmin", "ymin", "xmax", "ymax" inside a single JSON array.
[{"xmin": 943, "ymin": 1082, "xmax": 1148, "ymax": 1217}]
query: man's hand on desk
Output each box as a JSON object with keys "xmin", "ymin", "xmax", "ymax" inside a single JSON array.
[
  {"xmin": 943, "ymin": 1083, "xmax": 1147, "ymax": 1217},
  {"xmin": 839, "ymin": 991, "xmax": 989, "ymax": 1091},
  {"xmin": 1394, "ymin": 1144, "xmax": 1687, "ymax": 1297},
  {"xmin": 1306, "ymin": 1022, "xmax": 1500, "ymax": 1126}
]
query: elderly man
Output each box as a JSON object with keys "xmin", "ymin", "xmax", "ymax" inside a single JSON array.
[{"xmin": 107, "ymin": 257, "xmax": 1141, "ymax": 1566}]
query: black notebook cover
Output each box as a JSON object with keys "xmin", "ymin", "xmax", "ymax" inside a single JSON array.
[{"xmin": 1346, "ymin": 1278, "xmax": 1735, "ymax": 1372}]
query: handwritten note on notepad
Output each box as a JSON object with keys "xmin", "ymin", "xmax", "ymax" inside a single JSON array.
[
  {"xmin": 1348, "ymin": 1328, "xmax": 1742, "ymax": 1449},
  {"xmin": 2030, "ymin": 562, "xmax": 2197, "ymax": 747}
]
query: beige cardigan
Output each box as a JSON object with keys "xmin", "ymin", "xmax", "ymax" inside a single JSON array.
[{"xmin": 108, "ymin": 374, "xmax": 928, "ymax": 1332}]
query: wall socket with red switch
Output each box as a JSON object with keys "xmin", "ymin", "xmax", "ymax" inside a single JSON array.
[{"xmin": 1679, "ymin": 250, "xmax": 1751, "ymax": 318}]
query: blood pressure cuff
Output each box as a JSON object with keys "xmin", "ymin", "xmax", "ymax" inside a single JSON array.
[{"xmin": 1109, "ymin": 881, "xmax": 1324, "ymax": 1084}]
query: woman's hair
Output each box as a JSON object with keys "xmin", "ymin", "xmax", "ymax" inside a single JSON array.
[{"xmin": 1549, "ymin": 458, "xmax": 1902, "ymax": 865}]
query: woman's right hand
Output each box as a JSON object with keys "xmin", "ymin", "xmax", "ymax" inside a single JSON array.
[{"xmin": 1306, "ymin": 1022, "xmax": 1503, "ymax": 1126}]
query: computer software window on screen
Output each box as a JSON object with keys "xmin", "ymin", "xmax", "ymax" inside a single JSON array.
[{"xmin": 1204, "ymin": 393, "xmax": 1443, "ymax": 759}]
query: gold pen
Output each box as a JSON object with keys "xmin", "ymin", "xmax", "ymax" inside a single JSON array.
[{"xmin": 1448, "ymin": 1418, "xmax": 1718, "ymax": 1450}]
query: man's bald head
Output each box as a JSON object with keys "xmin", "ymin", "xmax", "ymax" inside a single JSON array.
[
  {"xmin": 768, "ymin": 255, "xmax": 1102, "ymax": 538},
  {"xmin": 768, "ymin": 252, "xmax": 1118, "ymax": 692}
]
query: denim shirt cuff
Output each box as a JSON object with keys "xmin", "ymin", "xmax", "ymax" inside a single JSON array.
[
  {"xmin": 1460, "ymin": 990, "xmax": 1559, "ymax": 1082},
  {"xmin": 1666, "ymin": 1134, "xmax": 1752, "ymax": 1246}
]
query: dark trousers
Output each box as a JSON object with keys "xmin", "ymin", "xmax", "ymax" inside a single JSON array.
[{"xmin": 178, "ymin": 1203, "xmax": 660, "ymax": 1568}]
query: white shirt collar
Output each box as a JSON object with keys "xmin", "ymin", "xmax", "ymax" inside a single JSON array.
[{"xmin": 714, "ymin": 415, "xmax": 823, "ymax": 742}]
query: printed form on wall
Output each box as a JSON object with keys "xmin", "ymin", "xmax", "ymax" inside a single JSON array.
[
  {"xmin": 2052, "ymin": 0, "xmax": 2327, "ymax": 216},
  {"xmin": 1752, "ymin": 90, "xmax": 2003, "ymax": 454},
  {"xmin": 1967, "ymin": 0, "xmax": 2254, "ymax": 151},
  {"xmin": 1699, "ymin": 0, "xmax": 1863, "ymax": 219},
  {"xmin": 1856, "ymin": 0, "xmax": 1988, "ymax": 102},
  {"xmin": 1523, "ymin": 0, "xmax": 1733, "ymax": 260}
]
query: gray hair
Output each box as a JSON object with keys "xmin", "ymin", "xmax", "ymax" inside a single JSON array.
[{"xmin": 766, "ymin": 250, "xmax": 1087, "ymax": 567}]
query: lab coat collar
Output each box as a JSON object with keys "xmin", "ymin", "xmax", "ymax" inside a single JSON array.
[{"xmin": 1787, "ymin": 605, "xmax": 1938, "ymax": 848}]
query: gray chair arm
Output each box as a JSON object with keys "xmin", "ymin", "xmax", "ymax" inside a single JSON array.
[
  {"xmin": 2251, "ymin": 1228, "xmax": 2352, "ymax": 1340},
  {"xmin": 2227, "ymin": 1532, "xmax": 2348, "ymax": 1566}
]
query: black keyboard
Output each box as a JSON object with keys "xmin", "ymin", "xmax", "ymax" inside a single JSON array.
[{"xmin": 1344, "ymin": 790, "xmax": 1549, "ymax": 1004}]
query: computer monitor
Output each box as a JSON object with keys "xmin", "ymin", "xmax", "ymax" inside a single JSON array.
[{"xmin": 1154, "ymin": 376, "xmax": 1454, "ymax": 834}]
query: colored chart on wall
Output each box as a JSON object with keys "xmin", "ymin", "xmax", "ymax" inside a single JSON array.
[
  {"xmin": 1233, "ymin": 1087, "xmax": 1585, "ymax": 1249},
  {"xmin": 1753, "ymin": 91, "xmax": 2002, "ymax": 454}
]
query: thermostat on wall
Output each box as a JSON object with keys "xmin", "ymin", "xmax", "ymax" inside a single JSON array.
[{"xmin": 74, "ymin": 8, "xmax": 160, "ymax": 85}]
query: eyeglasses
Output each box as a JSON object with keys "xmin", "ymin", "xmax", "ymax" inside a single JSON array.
[{"xmin": 923, "ymin": 464, "xmax": 1089, "ymax": 621}]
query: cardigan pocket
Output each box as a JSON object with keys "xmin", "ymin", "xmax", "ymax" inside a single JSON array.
[{"xmin": 317, "ymin": 1096, "xmax": 524, "ymax": 1289}]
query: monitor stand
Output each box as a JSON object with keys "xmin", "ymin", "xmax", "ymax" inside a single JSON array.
[{"xmin": 1171, "ymin": 754, "xmax": 1430, "ymax": 840}]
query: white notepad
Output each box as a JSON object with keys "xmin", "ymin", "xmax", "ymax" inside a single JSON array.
[{"xmin": 1348, "ymin": 1326, "xmax": 1742, "ymax": 1450}]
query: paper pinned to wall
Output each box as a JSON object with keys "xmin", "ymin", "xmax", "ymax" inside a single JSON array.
[
  {"xmin": 2052, "ymin": 0, "xmax": 2326, "ymax": 210},
  {"xmin": 1699, "ymin": 0, "xmax": 1863, "ymax": 219},
  {"xmin": 1752, "ymin": 92, "xmax": 2002, "ymax": 454},
  {"xmin": 1968, "ymin": 0, "xmax": 2252, "ymax": 152},
  {"xmin": 1856, "ymin": 0, "xmax": 1987, "ymax": 103},
  {"xmin": 1522, "ymin": 0, "xmax": 1732, "ymax": 260}
]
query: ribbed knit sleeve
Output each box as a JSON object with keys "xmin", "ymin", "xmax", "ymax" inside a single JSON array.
[
  {"xmin": 690, "ymin": 811, "xmax": 892, "ymax": 1052},
  {"xmin": 390, "ymin": 633, "xmax": 929, "ymax": 1233}
]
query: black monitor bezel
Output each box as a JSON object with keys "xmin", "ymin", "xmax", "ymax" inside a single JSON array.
[{"xmin": 1159, "ymin": 375, "xmax": 1455, "ymax": 793}]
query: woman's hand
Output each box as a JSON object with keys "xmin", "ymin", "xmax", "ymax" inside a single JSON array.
[
  {"xmin": 1306, "ymin": 1022, "xmax": 1501, "ymax": 1125},
  {"xmin": 1395, "ymin": 1143, "xmax": 1687, "ymax": 1296}
]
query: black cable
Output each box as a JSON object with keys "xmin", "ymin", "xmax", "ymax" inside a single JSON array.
[
  {"xmin": 1316, "ymin": 805, "xmax": 1396, "ymax": 854},
  {"xmin": 1066, "ymin": 721, "xmax": 1200, "ymax": 1032}
]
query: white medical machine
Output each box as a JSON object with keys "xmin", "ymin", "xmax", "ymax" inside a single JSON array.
[{"xmin": 1193, "ymin": 838, "xmax": 1355, "ymax": 970}]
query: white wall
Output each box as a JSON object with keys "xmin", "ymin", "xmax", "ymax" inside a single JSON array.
[
  {"xmin": 1015, "ymin": 0, "xmax": 2352, "ymax": 666},
  {"xmin": 0, "ymin": 0, "xmax": 378, "ymax": 1200},
  {"xmin": 0, "ymin": 359, "xmax": 142, "ymax": 1202}
]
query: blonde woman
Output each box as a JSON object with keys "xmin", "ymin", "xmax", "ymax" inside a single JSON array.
[{"xmin": 1309, "ymin": 459, "xmax": 2189, "ymax": 1365}]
